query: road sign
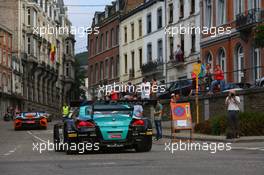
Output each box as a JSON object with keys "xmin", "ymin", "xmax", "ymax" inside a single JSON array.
[
  {"xmin": 170, "ymin": 102, "xmax": 192, "ymax": 129},
  {"xmin": 193, "ymin": 63, "xmax": 201, "ymax": 76}
]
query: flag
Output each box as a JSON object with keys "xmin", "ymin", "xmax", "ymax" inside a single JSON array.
[{"xmin": 50, "ymin": 44, "xmax": 56, "ymax": 63}]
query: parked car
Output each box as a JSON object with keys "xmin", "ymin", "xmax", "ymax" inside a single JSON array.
[
  {"xmin": 256, "ymin": 77, "xmax": 264, "ymax": 87},
  {"xmin": 222, "ymin": 83, "xmax": 252, "ymax": 93},
  {"xmin": 158, "ymin": 80, "xmax": 192, "ymax": 99}
]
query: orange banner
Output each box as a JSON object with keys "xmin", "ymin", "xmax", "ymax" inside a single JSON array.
[{"xmin": 170, "ymin": 102, "xmax": 192, "ymax": 129}]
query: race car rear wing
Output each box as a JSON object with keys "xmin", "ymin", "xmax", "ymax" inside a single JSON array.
[{"xmin": 70, "ymin": 99, "xmax": 157, "ymax": 107}]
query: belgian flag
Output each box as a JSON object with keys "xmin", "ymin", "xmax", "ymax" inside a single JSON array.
[{"xmin": 50, "ymin": 45, "xmax": 56, "ymax": 63}]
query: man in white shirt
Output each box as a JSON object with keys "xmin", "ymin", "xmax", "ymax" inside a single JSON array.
[{"xmin": 225, "ymin": 90, "xmax": 240, "ymax": 139}]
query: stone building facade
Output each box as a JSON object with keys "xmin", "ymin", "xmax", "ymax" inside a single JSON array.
[{"xmin": 0, "ymin": 0, "xmax": 75, "ymax": 116}]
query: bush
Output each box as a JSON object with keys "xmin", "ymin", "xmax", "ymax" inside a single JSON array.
[{"xmin": 195, "ymin": 112, "xmax": 264, "ymax": 136}]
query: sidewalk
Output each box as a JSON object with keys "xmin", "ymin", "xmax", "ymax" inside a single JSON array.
[{"xmin": 153, "ymin": 121, "xmax": 264, "ymax": 143}]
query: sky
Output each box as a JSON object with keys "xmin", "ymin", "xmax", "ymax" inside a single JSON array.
[{"xmin": 64, "ymin": 0, "xmax": 113, "ymax": 54}]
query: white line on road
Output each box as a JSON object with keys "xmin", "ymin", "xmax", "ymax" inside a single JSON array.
[
  {"xmin": 27, "ymin": 131, "xmax": 48, "ymax": 143},
  {"xmin": 232, "ymin": 147, "xmax": 264, "ymax": 151},
  {"xmin": 2, "ymin": 146, "xmax": 19, "ymax": 156}
]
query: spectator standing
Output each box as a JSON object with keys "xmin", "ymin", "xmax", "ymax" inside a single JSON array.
[
  {"xmin": 154, "ymin": 99, "xmax": 163, "ymax": 140},
  {"xmin": 209, "ymin": 65, "xmax": 225, "ymax": 94},
  {"xmin": 225, "ymin": 90, "xmax": 240, "ymax": 139},
  {"xmin": 205, "ymin": 64, "xmax": 213, "ymax": 90}
]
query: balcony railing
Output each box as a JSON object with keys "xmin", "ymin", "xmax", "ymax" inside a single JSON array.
[
  {"xmin": 141, "ymin": 60, "xmax": 163, "ymax": 74},
  {"xmin": 236, "ymin": 8, "xmax": 264, "ymax": 29}
]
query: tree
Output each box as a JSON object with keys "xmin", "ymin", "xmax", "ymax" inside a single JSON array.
[{"xmin": 72, "ymin": 60, "xmax": 86, "ymax": 100}]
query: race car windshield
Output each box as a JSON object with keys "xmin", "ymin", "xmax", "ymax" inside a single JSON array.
[{"xmin": 91, "ymin": 105, "xmax": 133, "ymax": 116}]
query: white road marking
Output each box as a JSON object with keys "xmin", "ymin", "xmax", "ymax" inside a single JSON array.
[
  {"xmin": 1, "ymin": 146, "xmax": 19, "ymax": 156},
  {"xmin": 27, "ymin": 131, "xmax": 48, "ymax": 143},
  {"xmin": 232, "ymin": 147, "xmax": 264, "ymax": 151}
]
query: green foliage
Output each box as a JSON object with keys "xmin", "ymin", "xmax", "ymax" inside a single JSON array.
[
  {"xmin": 254, "ymin": 25, "xmax": 264, "ymax": 48},
  {"xmin": 195, "ymin": 112, "xmax": 264, "ymax": 136},
  {"xmin": 73, "ymin": 60, "xmax": 86, "ymax": 100}
]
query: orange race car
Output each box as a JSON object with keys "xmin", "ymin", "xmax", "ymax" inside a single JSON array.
[{"xmin": 14, "ymin": 112, "xmax": 48, "ymax": 130}]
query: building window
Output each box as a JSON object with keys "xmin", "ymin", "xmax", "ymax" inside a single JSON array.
[
  {"xmin": 27, "ymin": 37, "xmax": 31, "ymax": 54},
  {"xmin": 205, "ymin": 52, "xmax": 213, "ymax": 66},
  {"xmin": 190, "ymin": 0, "xmax": 195, "ymax": 14},
  {"xmin": 169, "ymin": 3, "xmax": 173, "ymax": 24},
  {"xmin": 147, "ymin": 13, "xmax": 152, "ymax": 34},
  {"xmin": 218, "ymin": 48, "xmax": 226, "ymax": 78},
  {"xmin": 157, "ymin": 8, "xmax": 162, "ymax": 29},
  {"xmin": 116, "ymin": 55, "xmax": 119, "ymax": 77},
  {"xmin": 138, "ymin": 19, "xmax": 142, "ymax": 37},
  {"xmin": 110, "ymin": 58, "xmax": 114, "ymax": 79},
  {"xmin": 124, "ymin": 54, "xmax": 127, "ymax": 74},
  {"xmin": 100, "ymin": 61, "xmax": 103, "ymax": 80},
  {"xmin": 234, "ymin": 45, "xmax": 244, "ymax": 82},
  {"xmin": 205, "ymin": 0, "xmax": 212, "ymax": 27},
  {"xmin": 169, "ymin": 36, "xmax": 174, "ymax": 59},
  {"xmin": 95, "ymin": 64, "xmax": 98, "ymax": 83},
  {"xmin": 111, "ymin": 28, "xmax": 114, "ymax": 47},
  {"xmin": 180, "ymin": 0, "xmax": 184, "ymax": 19},
  {"xmin": 66, "ymin": 41, "xmax": 69, "ymax": 54},
  {"xmin": 45, "ymin": 0, "xmax": 48, "ymax": 13},
  {"xmin": 116, "ymin": 26, "xmax": 119, "ymax": 45},
  {"xmin": 147, "ymin": 43, "xmax": 152, "ymax": 62},
  {"xmin": 234, "ymin": 0, "xmax": 244, "ymax": 16},
  {"xmin": 33, "ymin": 9, "xmax": 37, "ymax": 27},
  {"xmin": 131, "ymin": 23, "xmax": 134, "ymax": 41},
  {"xmin": 124, "ymin": 26, "xmax": 127, "ymax": 43},
  {"xmin": 100, "ymin": 34, "xmax": 103, "ymax": 52},
  {"xmin": 217, "ymin": 0, "xmax": 226, "ymax": 25},
  {"xmin": 139, "ymin": 48, "xmax": 143, "ymax": 68},
  {"xmin": 105, "ymin": 31, "xmax": 109, "ymax": 49},
  {"xmin": 157, "ymin": 39, "xmax": 163, "ymax": 62},
  {"xmin": 105, "ymin": 59, "xmax": 109, "ymax": 79},
  {"xmin": 253, "ymin": 48, "xmax": 261, "ymax": 80},
  {"xmin": 66, "ymin": 63, "xmax": 69, "ymax": 77},
  {"xmin": 40, "ymin": 0, "xmax": 43, "ymax": 8},
  {"xmin": 191, "ymin": 28, "xmax": 196, "ymax": 53},
  {"xmin": 180, "ymin": 34, "xmax": 185, "ymax": 56},
  {"xmin": 95, "ymin": 37, "xmax": 98, "ymax": 53},
  {"xmin": 131, "ymin": 51, "xmax": 135, "ymax": 71},
  {"xmin": 27, "ymin": 8, "xmax": 31, "ymax": 25},
  {"xmin": 248, "ymin": 0, "xmax": 261, "ymax": 10}
]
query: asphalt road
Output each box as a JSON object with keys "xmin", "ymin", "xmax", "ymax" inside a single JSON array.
[{"xmin": 0, "ymin": 120, "xmax": 263, "ymax": 175}]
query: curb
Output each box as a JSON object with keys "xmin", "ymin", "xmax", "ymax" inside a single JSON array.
[{"xmin": 157, "ymin": 134, "xmax": 264, "ymax": 143}]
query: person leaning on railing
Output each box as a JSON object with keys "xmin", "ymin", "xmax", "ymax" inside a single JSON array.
[{"xmin": 208, "ymin": 64, "xmax": 225, "ymax": 94}]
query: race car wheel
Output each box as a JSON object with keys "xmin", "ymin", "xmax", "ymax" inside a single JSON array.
[
  {"xmin": 53, "ymin": 125, "xmax": 63, "ymax": 152},
  {"xmin": 135, "ymin": 136, "xmax": 152, "ymax": 152}
]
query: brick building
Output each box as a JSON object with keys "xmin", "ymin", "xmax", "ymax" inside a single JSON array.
[
  {"xmin": 201, "ymin": 0, "xmax": 264, "ymax": 84},
  {"xmin": 87, "ymin": 0, "xmax": 142, "ymax": 99}
]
